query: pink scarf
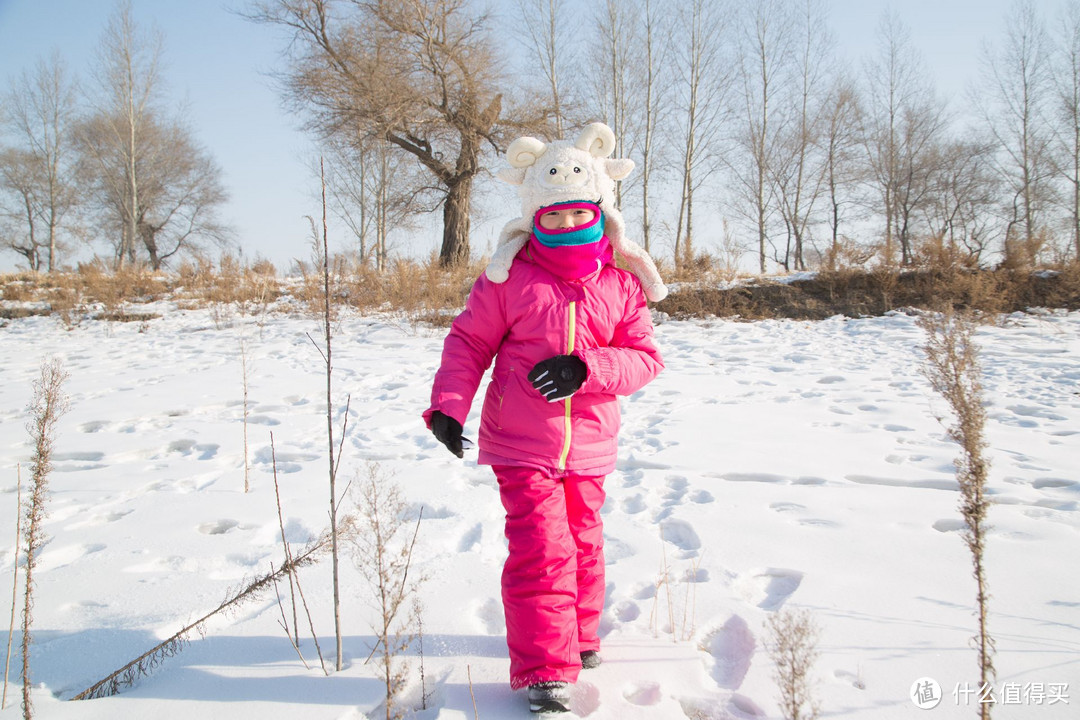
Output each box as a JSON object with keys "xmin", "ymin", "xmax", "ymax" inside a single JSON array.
[{"xmin": 527, "ymin": 234, "xmax": 613, "ymax": 281}]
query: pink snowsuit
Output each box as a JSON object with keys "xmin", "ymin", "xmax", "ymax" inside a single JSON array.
[{"xmin": 424, "ymin": 242, "xmax": 663, "ymax": 688}]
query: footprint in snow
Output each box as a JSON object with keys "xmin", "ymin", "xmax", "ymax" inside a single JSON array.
[
  {"xmin": 79, "ymin": 420, "xmax": 109, "ymax": 433},
  {"xmin": 662, "ymin": 476, "xmax": 689, "ymax": 506},
  {"xmin": 476, "ymin": 597, "xmax": 504, "ymax": 635},
  {"xmin": 167, "ymin": 439, "xmax": 220, "ymax": 460},
  {"xmin": 52, "ymin": 451, "xmax": 107, "ymax": 471},
  {"xmin": 690, "ymin": 488, "xmax": 714, "ymax": 503},
  {"xmin": 933, "ymin": 519, "xmax": 967, "ymax": 533},
  {"xmin": 457, "ymin": 522, "xmax": 483, "ymax": 553},
  {"xmin": 613, "ymin": 599, "xmax": 640, "ymax": 622},
  {"xmin": 623, "ymin": 681, "xmax": 663, "ymax": 706},
  {"xmin": 679, "ymin": 693, "xmax": 767, "ymax": 719},
  {"xmin": 659, "ymin": 518, "xmax": 701, "ymax": 558},
  {"xmin": 620, "ymin": 493, "xmax": 647, "ymax": 514},
  {"xmin": 1032, "ymin": 478, "xmax": 1077, "ymax": 490},
  {"xmin": 736, "ymin": 568, "xmax": 803, "ymax": 611},
  {"xmin": 835, "ymin": 668, "xmax": 867, "ymax": 690},
  {"xmin": 570, "ymin": 682, "xmax": 601, "ymax": 716},
  {"xmin": 198, "ymin": 519, "xmax": 239, "ymax": 535},
  {"xmin": 37, "ymin": 543, "xmax": 107, "ymax": 572},
  {"xmin": 702, "ymin": 615, "xmax": 755, "ymax": 690},
  {"xmin": 65, "ymin": 508, "xmax": 134, "ymax": 530}
]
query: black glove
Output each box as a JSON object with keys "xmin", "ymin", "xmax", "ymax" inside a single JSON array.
[
  {"xmin": 430, "ymin": 410, "xmax": 465, "ymax": 458},
  {"xmin": 528, "ymin": 355, "xmax": 587, "ymax": 402}
]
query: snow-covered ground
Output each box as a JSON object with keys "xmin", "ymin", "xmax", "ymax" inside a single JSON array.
[{"xmin": 1, "ymin": 302, "xmax": 1077, "ymax": 719}]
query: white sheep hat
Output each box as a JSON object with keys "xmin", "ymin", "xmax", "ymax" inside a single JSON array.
[{"xmin": 485, "ymin": 122, "xmax": 668, "ymax": 302}]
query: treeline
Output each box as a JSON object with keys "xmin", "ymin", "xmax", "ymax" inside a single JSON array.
[
  {"xmin": 493, "ymin": 0, "xmax": 1080, "ymax": 274},
  {"xmin": 0, "ymin": 1, "xmax": 230, "ymax": 273},
  {"xmin": 250, "ymin": 0, "xmax": 1080, "ymax": 274},
  {"xmin": 4, "ymin": 0, "xmax": 1080, "ymax": 277}
]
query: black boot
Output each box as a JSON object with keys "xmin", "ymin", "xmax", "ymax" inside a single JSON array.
[{"xmin": 527, "ymin": 681, "xmax": 571, "ymax": 713}]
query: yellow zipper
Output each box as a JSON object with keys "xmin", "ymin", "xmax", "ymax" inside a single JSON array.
[{"xmin": 558, "ymin": 301, "xmax": 577, "ymax": 471}]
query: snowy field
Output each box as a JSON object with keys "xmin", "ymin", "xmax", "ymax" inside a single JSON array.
[{"xmin": 1, "ymin": 301, "xmax": 1078, "ymax": 719}]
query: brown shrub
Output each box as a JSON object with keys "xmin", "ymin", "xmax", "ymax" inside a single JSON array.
[
  {"xmin": 4, "ymin": 258, "xmax": 1078, "ymax": 324},
  {"xmin": 655, "ymin": 262, "xmax": 1080, "ymax": 320}
]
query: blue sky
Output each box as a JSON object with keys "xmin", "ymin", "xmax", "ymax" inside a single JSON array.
[{"xmin": 0, "ymin": 0, "xmax": 1022, "ymax": 272}]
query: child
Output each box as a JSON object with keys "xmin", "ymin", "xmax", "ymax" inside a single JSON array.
[{"xmin": 423, "ymin": 123, "xmax": 666, "ymax": 714}]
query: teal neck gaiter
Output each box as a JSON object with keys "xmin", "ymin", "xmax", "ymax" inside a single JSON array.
[{"xmin": 532, "ymin": 202, "xmax": 605, "ymax": 247}]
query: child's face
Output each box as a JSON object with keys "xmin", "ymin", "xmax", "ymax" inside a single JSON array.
[{"xmin": 538, "ymin": 206, "xmax": 597, "ymax": 230}]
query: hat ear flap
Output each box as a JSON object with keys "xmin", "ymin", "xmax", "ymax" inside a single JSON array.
[{"xmin": 605, "ymin": 158, "xmax": 635, "ymax": 181}]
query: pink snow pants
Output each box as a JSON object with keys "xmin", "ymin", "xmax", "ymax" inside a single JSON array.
[{"xmin": 494, "ymin": 465, "xmax": 606, "ymax": 689}]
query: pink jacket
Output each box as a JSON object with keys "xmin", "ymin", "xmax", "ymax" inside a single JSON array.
[{"xmin": 424, "ymin": 247, "xmax": 664, "ymax": 474}]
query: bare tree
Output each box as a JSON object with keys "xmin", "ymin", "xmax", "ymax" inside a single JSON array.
[
  {"xmin": 0, "ymin": 54, "xmax": 80, "ymax": 272},
  {"xmin": 734, "ymin": 0, "xmax": 794, "ymax": 274},
  {"xmin": 594, "ymin": 0, "xmax": 640, "ymax": 210},
  {"xmin": 250, "ymin": 0, "xmax": 513, "ymax": 267},
  {"xmin": 0, "ymin": 149, "xmax": 47, "ymax": 271},
  {"xmin": 635, "ymin": 0, "xmax": 671, "ymax": 254},
  {"xmin": 862, "ymin": 11, "xmax": 947, "ymax": 266},
  {"xmin": 770, "ymin": 0, "xmax": 833, "ymax": 271},
  {"xmin": 513, "ymin": 0, "xmax": 573, "ymax": 136},
  {"xmin": 894, "ymin": 99, "xmax": 950, "ymax": 262},
  {"xmin": 321, "ymin": 134, "xmax": 423, "ymax": 271},
  {"xmin": 922, "ymin": 138, "xmax": 1001, "ymax": 265},
  {"xmin": 672, "ymin": 0, "xmax": 733, "ymax": 268},
  {"xmin": 589, "ymin": 0, "xmax": 673, "ymax": 255},
  {"xmin": 77, "ymin": 1, "xmax": 230, "ymax": 269},
  {"xmin": 819, "ymin": 74, "xmax": 863, "ymax": 264},
  {"xmin": 1051, "ymin": 0, "xmax": 1080, "ymax": 260},
  {"xmin": 76, "ymin": 111, "xmax": 231, "ymax": 269},
  {"xmin": 976, "ymin": 0, "xmax": 1055, "ymax": 266},
  {"xmin": 320, "ymin": 135, "xmax": 375, "ymax": 267},
  {"xmin": 80, "ymin": 0, "xmax": 162, "ymax": 267}
]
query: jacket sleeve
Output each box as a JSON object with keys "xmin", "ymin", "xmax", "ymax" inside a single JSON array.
[
  {"xmin": 423, "ymin": 274, "xmax": 508, "ymax": 428},
  {"xmin": 576, "ymin": 280, "xmax": 664, "ymax": 396}
]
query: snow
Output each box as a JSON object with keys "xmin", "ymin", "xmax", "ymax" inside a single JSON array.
[{"xmin": 1, "ymin": 303, "xmax": 1078, "ymax": 719}]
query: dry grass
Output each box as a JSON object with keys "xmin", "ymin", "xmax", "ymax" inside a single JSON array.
[
  {"xmin": 766, "ymin": 608, "xmax": 822, "ymax": 720},
  {"xmin": 2, "ymin": 252, "xmax": 1078, "ymax": 324},
  {"xmin": 919, "ymin": 309, "xmax": 996, "ymax": 717},
  {"xmin": 656, "ymin": 258, "xmax": 1080, "ymax": 320},
  {"xmin": 0, "ymin": 254, "xmax": 481, "ymax": 324}
]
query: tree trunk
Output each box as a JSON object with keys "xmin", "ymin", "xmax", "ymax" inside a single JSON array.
[
  {"xmin": 640, "ymin": 0, "xmax": 657, "ymax": 254},
  {"xmin": 22, "ymin": 195, "xmax": 40, "ymax": 272},
  {"xmin": 440, "ymin": 177, "xmax": 472, "ymax": 266},
  {"xmin": 1074, "ymin": 176, "xmax": 1080, "ymax": 261},
  {"xmin": 358, "ymin": 144, "xmax": 369, "ymax": 265},
  {"xmin": 1074, "ymin": 95, "xmax": 1080, "ymax": 261},
  {"xmin": 546, "ymin": 0, "xmax": 563, "ymax": 136},
  {"xmin": 140, "ymin": 220, "xmax": 161, "ymax": 270},
  {"xmin": 685, "ymin": 164, "xmax": 694, "ymax": 265}
]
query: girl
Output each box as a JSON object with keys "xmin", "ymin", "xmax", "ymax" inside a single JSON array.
[{"xmin": 424, "ymin": 123, "xmax": 665, "ymax": 714}]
